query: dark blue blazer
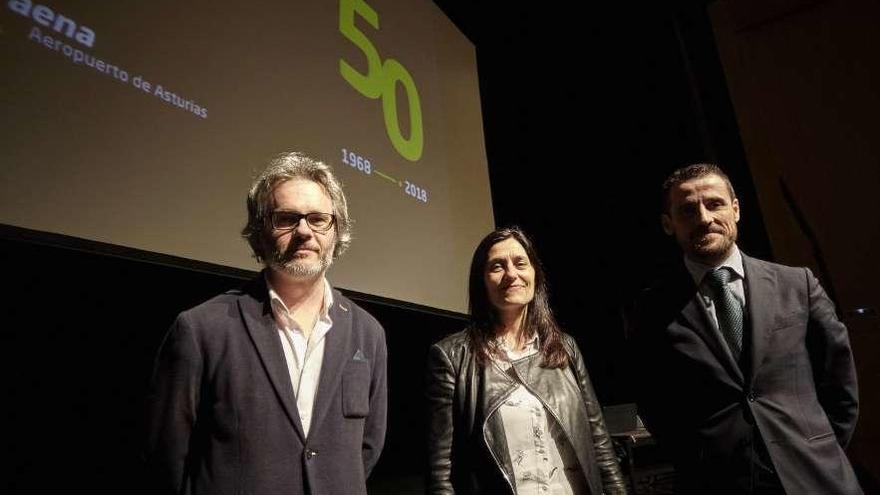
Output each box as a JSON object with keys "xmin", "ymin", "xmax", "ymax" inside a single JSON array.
[{"xmin": 146, "ymin": 275, "xmax": 387, "ymax": 494}]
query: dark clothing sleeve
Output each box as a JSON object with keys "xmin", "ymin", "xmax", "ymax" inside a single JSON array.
[
  {"xmin": 629, "ymin": 282, "xmax": 698, "ymax": 452},
  {"xmin": 425, "ymin": 344, "xmax": 456, "ymax": 495},
  {"xmin": 362, "ymin": 320, "xmax": 388, "ymax": 477},
  {"xmin": 145, "ymin": 314, "xmax": 203, "ymax": 495},
  {"xmin": 804, "ymin": 268, "xmax": 859, "ymax": 447},
  {"xmin": 568, "ymin": 340, "xmax": 629, "ymax": 495}
]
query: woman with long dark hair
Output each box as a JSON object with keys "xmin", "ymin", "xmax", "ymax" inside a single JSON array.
[{"xmin": 427, "ymin": 227, "xmax": 626, "ymax": 495}]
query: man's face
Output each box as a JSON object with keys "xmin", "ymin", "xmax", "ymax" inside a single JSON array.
[
  {"xmin": 662, "ymin": 174, "xmax": 740, "ymax": 265},
  {"xmin": 266, "ymin": 178, "xmax": 336, "ymax": 279}
]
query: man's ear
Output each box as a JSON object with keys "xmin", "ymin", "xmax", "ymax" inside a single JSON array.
[
  {"xmin": 732, "ymin": 198, "xmax": 740, "ymax": 223},
  {"xmin": 661, "ymin": 214, "xmax": 674, "ymax": 235}
]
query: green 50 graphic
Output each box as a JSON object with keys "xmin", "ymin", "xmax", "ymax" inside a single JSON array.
[{"xmin": 339, "ymin": 0, "xmax": 424, "ymax": 162}]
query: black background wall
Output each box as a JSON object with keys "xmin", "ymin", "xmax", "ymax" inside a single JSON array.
[{"xmin": 1, "ymin": 2, "xmax": 778, "ymax": 493}]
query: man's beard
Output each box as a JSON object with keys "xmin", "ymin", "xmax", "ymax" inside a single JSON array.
[
  {"xmin": 268, "ymin": 238, "xmax": 334, "ymax": 279},
  {"xmin": 689, "ymin": 227, "xmax": 736, "ymax": 262}
]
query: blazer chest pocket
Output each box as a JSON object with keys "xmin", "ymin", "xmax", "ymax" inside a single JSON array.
[{"xmin": 342, "ymin": 361, "xmax": 371, "ymax": 418}]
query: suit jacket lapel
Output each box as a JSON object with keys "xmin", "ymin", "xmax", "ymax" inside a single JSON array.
[
  {"xmin": 742, "ymin": 254, "xmax": 776, "ymax": 388},
  {"xmin": 309, "ymin": 290, "xmax": 351, "ymax": 437},
  {"xmin": 238, "ymin": 277, "xmax": 306, "ymax": 442},
  {"xmin": 670, "ymin": 263, "xmax": 745, "ymax": 385}
]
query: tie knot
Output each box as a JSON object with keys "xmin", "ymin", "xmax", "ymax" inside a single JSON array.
[{"xmin": 705, "ymin": 267, "xmax": 733, "ymax": 289}]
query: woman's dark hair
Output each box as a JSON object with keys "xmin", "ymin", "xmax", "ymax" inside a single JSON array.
[{"xmin": 467, "ymin": 226, "xmax": 568, "ymax": 368}]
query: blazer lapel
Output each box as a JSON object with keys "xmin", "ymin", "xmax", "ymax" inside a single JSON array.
[
  {"xmin": 670, "ymin": 264, "xmax": 745, "ymax": 385},
  {"xmin": 238, "ymin": 278, "xmax": 306, "ymax": 442},
  {"xmin": 742, "ymin": 254, "xmax": 777, "ymax": 388},
  {"xmin": 309, "ymin": 291, "xmax": 351, "ymax": 437}
]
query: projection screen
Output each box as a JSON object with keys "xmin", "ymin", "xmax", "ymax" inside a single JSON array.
[{"xmin": 1, "ymin": 0, "xmax": 494, "ymax": 313}]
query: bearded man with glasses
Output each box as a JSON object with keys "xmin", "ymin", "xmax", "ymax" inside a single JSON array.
[{"xmin": 146, "ymin": 152, "xmax": 387, "ymax": 495}]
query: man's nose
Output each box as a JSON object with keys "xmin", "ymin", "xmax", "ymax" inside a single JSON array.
[
  {"xmin": 696, "ymin": 204, "xmax": 712, "ymax": 224},
  {"xmin": 292, "ymin": 217, "xmax": 314, "ymax": 237}
]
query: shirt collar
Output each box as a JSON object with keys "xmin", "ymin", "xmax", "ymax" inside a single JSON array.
[
  {"xmin": 495, "ymin": 332, "xmax": 540, "ymax": 360},
  {"xmin": 265, "ymin": 275, "xmax": 334, "ymax": 329},
  {"xmin": 683, "ymin": 244, "xmax": 745, "ymax": 287}
]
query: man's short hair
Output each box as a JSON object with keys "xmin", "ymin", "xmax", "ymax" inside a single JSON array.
[
  {"xmin": 661, "ymin": 163, "xmax": 737, "ymax": 213},
  {"xmin": 241, "ymin": 152, "xmax": 352, "ymax": 263}
]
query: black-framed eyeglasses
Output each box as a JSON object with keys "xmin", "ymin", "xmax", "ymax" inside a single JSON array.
[{"xmin": 269, "ymin": 211, "xmax": 336, "ymax": 233}]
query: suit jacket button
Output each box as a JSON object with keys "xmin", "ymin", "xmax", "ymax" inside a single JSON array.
[
  {"xmin": 307, "ymin": 450, "xmax": 318, "ymax": 460},
  {"xmin": 747, "ymin": 392, "xmax": 756, "ymax": 402}
]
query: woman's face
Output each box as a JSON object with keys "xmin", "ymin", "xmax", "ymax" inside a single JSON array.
[{"xmin": 484, "ymin": 237, "xmax": 536, "ymax": 313}]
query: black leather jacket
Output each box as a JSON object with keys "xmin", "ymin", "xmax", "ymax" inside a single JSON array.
[{"xmin": 426, "ymin": 330, "xmax": 627, "ymax": 494}]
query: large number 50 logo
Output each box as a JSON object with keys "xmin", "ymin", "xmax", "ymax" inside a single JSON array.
[{"xmin": 339, "ymin": 0, "xmax": 424, "ymax": 162}]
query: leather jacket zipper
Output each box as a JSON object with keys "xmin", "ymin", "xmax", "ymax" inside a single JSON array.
[{"xmin": 512, "ymin": 365, "xmax": 587, "ymax": 481}]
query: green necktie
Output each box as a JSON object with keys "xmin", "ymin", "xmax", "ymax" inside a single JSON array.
[{"xmin": 705, "ymin": 267, "xmax": 744, "ymax": 360}]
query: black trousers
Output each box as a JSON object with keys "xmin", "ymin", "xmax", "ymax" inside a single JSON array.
[
  {"xmin": 676, "ymin": 426, "xmax": 787, "ymax": 495},
  {"xmin": 731, "ymin": 427, "xmax": 786, "ymax": 495}
]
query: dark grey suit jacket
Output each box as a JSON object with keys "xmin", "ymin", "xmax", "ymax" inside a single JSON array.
[
  {"xmin": 146, "ymin": 275, "xmax": 387, "ymax": 495},
  {"xmin": 633, "ymin": 254, "xmax": 861, "ymax": 494}
]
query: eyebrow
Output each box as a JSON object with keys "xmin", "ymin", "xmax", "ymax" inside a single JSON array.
[
  {"xmin": 680, "ymin": 193, "xmax": 728, "ymax": 203},
  {"xmin": 273, "ymin": 209, "xmax": 332, "ymax": 214},
  {"xmin": 487, "ymin": 254, "xmax": 528, "ymax": 264}
]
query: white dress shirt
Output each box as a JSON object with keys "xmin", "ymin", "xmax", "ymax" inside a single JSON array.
[{"xmin": 267, "ymin": 277, "xmax": 334, "ymax": 437}]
